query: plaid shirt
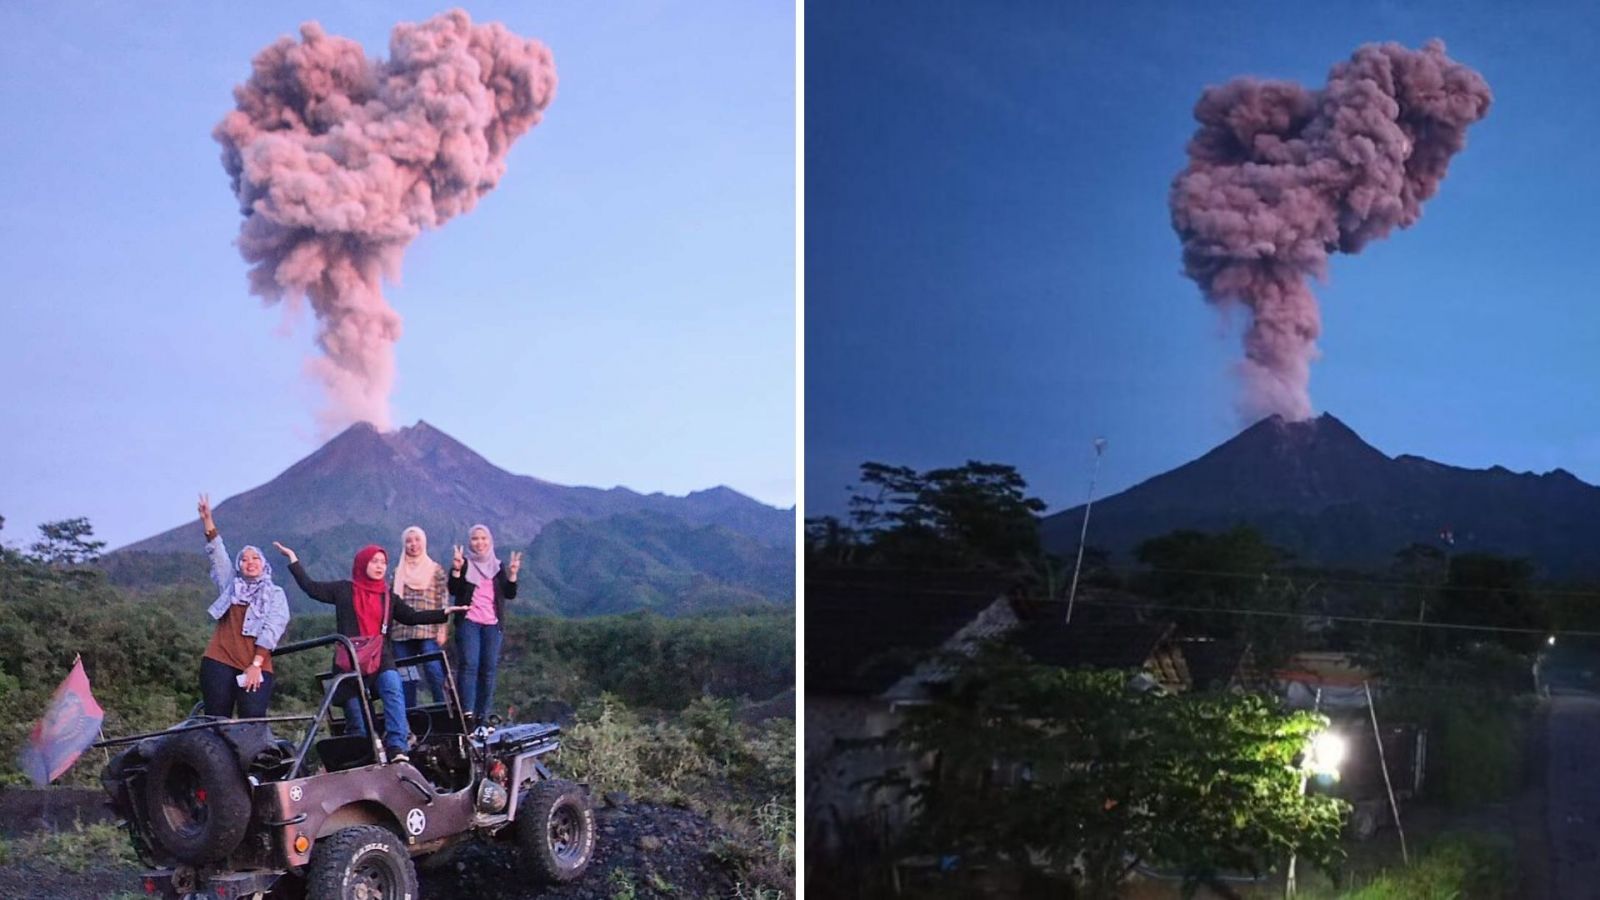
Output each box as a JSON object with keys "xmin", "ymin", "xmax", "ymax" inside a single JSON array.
[{"xmin": 389, "ymin": 566, "xmax": 449, "ymax": 642}]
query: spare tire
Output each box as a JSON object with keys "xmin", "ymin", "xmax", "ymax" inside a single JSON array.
[{"xmin": 143, "ymin": 729, "xmax": 251, "ymax": 864}]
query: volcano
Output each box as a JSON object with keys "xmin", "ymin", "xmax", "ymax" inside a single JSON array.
[
  {"xmin": 1040, "ymin": 414, "xmax": 1600, "ymax": 577},
  {"xmin": 111, "ymin": 422, "xmax": 793, "ymax": 615}
]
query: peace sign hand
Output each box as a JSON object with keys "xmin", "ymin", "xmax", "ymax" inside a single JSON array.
[
  {"xmin": 452, "ymin": 545, "xmax": 465, "ymax": 573},
  {"xmin": 508, "ymin": 550, "xmax": 523, "ymax": 581},
  {"xmin": 197, "ymin": 493, "xmax": 214, "ymax": 530}
]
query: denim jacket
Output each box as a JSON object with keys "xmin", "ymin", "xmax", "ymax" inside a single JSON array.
[{"xmin": 205, "ymin": 536, "xmax": 291, "ymax": 651}]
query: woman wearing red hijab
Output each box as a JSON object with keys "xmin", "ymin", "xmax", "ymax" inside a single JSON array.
[{"xmin": 275, "ymin": 541, "xmax": 468, "ymax": 763}]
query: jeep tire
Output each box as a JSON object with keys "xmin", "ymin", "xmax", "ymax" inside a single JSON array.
[
  {"xmin": 144, "ymin": 729, "xmax": 251, "ymax": 864},
  {"xmin": 515, "ymin": 779, "xmax": 595, "ymax": 883},
  {"xmin": 307, "ymin": 825, "xmax": 418, "ymax": 900}
]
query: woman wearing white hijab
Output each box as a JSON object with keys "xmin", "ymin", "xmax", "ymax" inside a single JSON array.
[
  {"xmin": 389, "ymin": 526, "xmax": 450, "ymax": 707},
  {"xmin": 447, "ymin": 524, "xmax": 521, "ymax": 727}
]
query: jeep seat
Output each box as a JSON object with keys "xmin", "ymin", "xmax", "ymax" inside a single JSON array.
[{"xmin": 315, "ymin": 735, "xmax": 376, "ymax": 772}]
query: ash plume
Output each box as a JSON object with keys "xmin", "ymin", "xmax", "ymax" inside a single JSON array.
[
  {"xmin": 215, "ymin": 9, "xmax": 557, "ymax": 433},
  {"xmin": 1170, "ymin": 40, "xmax": 1490, "ymax": 422}
]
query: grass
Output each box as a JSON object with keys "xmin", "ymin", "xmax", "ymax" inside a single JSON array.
[
  {"xmin": 8, "ymin": 821, "xmax": 139, "ymax": 873},
  {"xmin": 609, "ymin": 866, "xmax": 639, "ymax": 900},
  {"xmin": 1302, "ymin": 834, "xmax": 1511, "ymax": 900}
]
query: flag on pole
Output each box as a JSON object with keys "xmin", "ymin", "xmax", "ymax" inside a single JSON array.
[{"xmin": 18, "ymin": 656, "xmax": 105, "ymax": 786}]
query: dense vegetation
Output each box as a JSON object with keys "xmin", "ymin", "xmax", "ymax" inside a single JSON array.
[
  {"xmin": 105, "ymin": 510, "xmax": 794, "ymax": 619},
  {"xmin": 0, "ymin": 549, "xmax": 788, "ymax": 765},
  {"xmin": 844, "ymin": 646, "xmax": 1346, "ymax": 899}
]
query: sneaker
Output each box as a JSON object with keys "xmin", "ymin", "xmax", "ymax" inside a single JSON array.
[{"xmin": 388, "ymin": 750, "xmax": 410, "ymax": 764}]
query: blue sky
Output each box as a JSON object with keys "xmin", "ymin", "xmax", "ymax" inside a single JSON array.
[
  {"xmin": 0, "ymin": 2, "xmax": 795, "ymax": 549},
  {"xmin": 806, "ymin": 0, "xmax": 1600, "ymax": 521}
]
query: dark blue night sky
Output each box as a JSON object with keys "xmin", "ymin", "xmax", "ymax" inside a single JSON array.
[{"xmin": 807, "ymin": 0, "xmax": 1600, "ymax": 519}]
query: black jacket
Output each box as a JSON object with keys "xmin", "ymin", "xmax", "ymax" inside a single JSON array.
[
  {"xmin": 288, "ymin": 561, "xmax": 450, "ymax": 673},
  {"xmin": 446, "ymin": 563, "xmax": 519, "ymax": 627}
]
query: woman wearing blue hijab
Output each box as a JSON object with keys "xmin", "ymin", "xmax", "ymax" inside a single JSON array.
[{"xmin": 196, "ymin": 493, "xmax": 291, "ymax": 718}]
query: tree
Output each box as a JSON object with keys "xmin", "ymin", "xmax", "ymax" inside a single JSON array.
[
  {"xmin": 813, "ymin": 460, "xmax": 1049, "ymax": 571},
  {"xmin": 878, "ymin": 645, "xmax": 1346, "ymax": 898},
  {"xmin": 804, "ymin": 515, "xmax": 861, "ymax": 566},
  {"xmin": 1134, "ymin": 526, "xmax": 1282, "ymax": 599},
  {"xmin": 1428, "ymin": 553, "xmax": 1545, "ymax": 653},
  {"xmin": 28, "ymin": 517, "xmax": 107, "ymax": 567},
  {"xmin": 1131, "ymin": 527, "xmax": 1307, "ymax": 665}
]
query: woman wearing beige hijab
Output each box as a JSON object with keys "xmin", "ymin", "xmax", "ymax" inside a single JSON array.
[{"xmin": 389, "ymin": 526, "xmax": 450, "ymax": 707}]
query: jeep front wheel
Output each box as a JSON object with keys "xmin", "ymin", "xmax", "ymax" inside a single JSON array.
[
  {"xmin": 515, "ymin": 779, "xmax": 595, "ymax": 883},
  {"xmin": 306, "ymin": 825, "xmax": 418, "ymax": 900}
]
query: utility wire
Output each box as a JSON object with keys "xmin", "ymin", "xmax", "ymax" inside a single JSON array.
[
  {"xmin": 811, "ymin": 563, "xmax": 1600, "ymax": 599},
  {"xmin": 808, "ymin": 579, "xmax": 1600, "ymax": 637},
  {"xmin": 1116, "ymin": 564, "xmax": 1600, "ymax": 600},
  {"xmin": 1065, "ymin": 597, "xmax": 1595, "ymax": 637}
]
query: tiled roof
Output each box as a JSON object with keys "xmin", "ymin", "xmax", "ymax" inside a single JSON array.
[
  {"xmin": 806, "ymin": 568, "xmax": 1013, "ymax": 695},
  {"xmin": 1007, "ymin": 620, "xmax": 1175, "ymax": 671}
]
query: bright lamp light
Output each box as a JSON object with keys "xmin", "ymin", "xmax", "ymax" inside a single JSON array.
[{"xmin": 1308, "ymin": 731, "xmax": 1347, "ymax": 776}]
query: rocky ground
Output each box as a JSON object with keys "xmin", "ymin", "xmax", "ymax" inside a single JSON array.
[
  {"xmin": 0, "ymin": 788, "xmax": 750, "ymax": 899},
  {"xmin": 421, "ymin": 801, "xmax": 743, "ymax": 899}
]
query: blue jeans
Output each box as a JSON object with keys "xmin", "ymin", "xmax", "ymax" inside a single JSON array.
[
  {"xmin": 341, "ymin": 668, "xmax": 409, "ymax": 754},
  {"xmin": 456, "ymin": 620, "xmax": 503, "ymax": 720},
  {"xmin": 394, "ymin": 638, "xmax": 448, "ymax": 707}
]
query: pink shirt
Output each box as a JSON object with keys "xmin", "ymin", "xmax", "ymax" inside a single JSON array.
[{"xmin": 466, "ymin": 573, "xmax": 498, "ymax": 625}]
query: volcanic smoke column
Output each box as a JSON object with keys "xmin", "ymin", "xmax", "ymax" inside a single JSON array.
[
  {"xmin": 215, "ymin": 10, "xmax": 557, "ymax": 432},
  {"xmin": 1170, "ymin": 40, "xmax": 1490, "ymax": 422}
]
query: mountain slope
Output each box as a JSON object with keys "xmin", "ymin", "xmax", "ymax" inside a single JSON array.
[
  {"xmin": 110, "ymin": 422, "xmax": 794, "ymax": 614},
  {"xmin": 1041, "ymin": 414, "xmax": 1600, "ymax": 577},
  {"xmin": 523, "ymin": 511, "xmax": 794, "ymax": 617}
]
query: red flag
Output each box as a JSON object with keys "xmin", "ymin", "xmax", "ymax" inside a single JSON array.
[{"xmin": 18, "ymin": 657, "xmax": 105, "ymax": 786}]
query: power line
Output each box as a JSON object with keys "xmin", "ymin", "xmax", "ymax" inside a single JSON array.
[
  {"xmin": 808, "ymin": 578, "xmax": 1599, "ymax": 637},
  {"xmin": 809, "ymin": 561, "xmax": 1600, "ymax": 599},
  {"xmin": 1065, "ymin": 597, "xmax": 1593, "ymax": 637},
  {"xmin": 1120, "ymin": 564, "xmax": 1600, "ymax": 600}
]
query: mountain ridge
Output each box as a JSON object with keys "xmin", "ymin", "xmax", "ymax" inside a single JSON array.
[
  {"xmin": 109, "ymin": 422, "xmax": 794, "ymax": 616},
  {"xmin": 120, "ymin": 421, "xmax": 792, "ymax": 554},
  {"xmin": 1040, "ymin": 413, "xmax": 1600, "ymax": 577}
]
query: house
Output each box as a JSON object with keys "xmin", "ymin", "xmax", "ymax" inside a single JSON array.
[
  {"xmin": 805, "ymin": 569, "xmax": 1019, "ymax": 858},
  {"xmin": 1178, "ymin": 636, "xmax": 1261, "ymax": 693},
  {"xmin": 1007, "ymin": 620, "xmax": 1193, "ymax": 693},
  {"xmin": 805, "ymin": 569, "xmax": 1253, "ymax": 863}
]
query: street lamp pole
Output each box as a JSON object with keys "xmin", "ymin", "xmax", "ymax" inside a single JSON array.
[
  {"xmin": 1285, "ymin": 686, "xmax": 1323, "ymax": 899},
  {"xmin": 1065, "ymin": 437, "xmax": 1107, "ymax": 625}
]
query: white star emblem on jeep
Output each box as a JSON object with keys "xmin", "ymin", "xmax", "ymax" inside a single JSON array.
[{"xmin": 406, "ymin": 808, "xmax": 426, "ymax": 836}]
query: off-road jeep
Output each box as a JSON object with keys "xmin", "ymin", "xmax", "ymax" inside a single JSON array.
[{"xmin": 98, "ymin": 633, "xmax": 595, "ymax": 899}]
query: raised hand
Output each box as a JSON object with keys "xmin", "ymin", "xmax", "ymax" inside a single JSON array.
[
  {"xmin": 198, "ymin": 493, "xmax": 214, "ymax": 529},
  {"xmin": 508, "ymin": 550, "xmax": 523, "ymax": 581},
  {"xmin": 272, "ymin": 541, "xmax": 298, "ymax": 565},
  {"xmin": 452, "ymin": 545, "xmax": 465, "ymax": 573}
]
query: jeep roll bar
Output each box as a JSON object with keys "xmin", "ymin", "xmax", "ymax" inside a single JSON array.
[
  {"xmin": 95, "ymin": 633, "xmax": 477, "ymax": 778},
  {"xmin": 93, "ymin": 633, "xmax": 376, "ymax": 774}
]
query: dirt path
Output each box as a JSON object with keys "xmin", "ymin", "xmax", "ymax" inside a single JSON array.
[{"xmin": 1542, "ymin": 693, "xmax": 1600, "ymax": 900}]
